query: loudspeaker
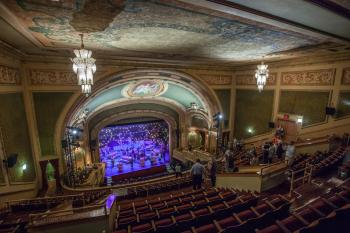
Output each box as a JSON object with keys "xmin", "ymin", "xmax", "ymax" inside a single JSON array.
[
  {"xmin": 268, "ymin": 122, "xmax": 275, "ymax": 128},
  {"xmin": 90, "ymin": 140, "xmax": 97, "ymax": 148},
  {"xmin": 326, "ymin": 107, "xmax": 336, "ymax": 115},
  {"xmin": 6, "ymin": 153, "xmax": 17, "ymax": 168},
  {"xmin": 61, "ymin": 140, "xmax": 68, "ymax": 148}
]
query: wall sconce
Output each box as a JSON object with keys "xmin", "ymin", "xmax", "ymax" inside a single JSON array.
[
  {"xmin": 297, "ymin": 117, "xmax": 303, "ymax": 124},
  {"xmin": 247, "ymin": 127, "xmax": 254, "ymax": 134}
]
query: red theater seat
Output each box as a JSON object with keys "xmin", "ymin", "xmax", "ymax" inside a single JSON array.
[
  {"xmin": 255, "ymin": 224, "xmax": 283, "ymax": 233},
  {"xmin": 132, "ymin": 223, "xmax": 154, "ymax": 233},
  {"xmin": 280, "ymin": 215, "xmax": 306, "ymax": 232},
  {"xmin": 138, "ymin": 211, "xmax": 157, "ymax": 223},
  {"xmin": 118, "ymin": 215, "xmax": 137, "ymax": 228},
  {"xmin": 193, "ymin": 223, "xmax": 218, "ymax": 233},
  {"xmin": 217, "ymin": 216, "xmax": 240, "ymax": 228}
]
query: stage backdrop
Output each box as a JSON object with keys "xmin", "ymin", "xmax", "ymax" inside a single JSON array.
[{"xmin": 98, "ymin": 120, "xmax": 169, "ymax": 177}]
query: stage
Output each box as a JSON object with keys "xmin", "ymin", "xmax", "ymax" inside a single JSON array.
[{"xmin": 98, "ymin": 120, "xmax": 170, "ymax": 180}]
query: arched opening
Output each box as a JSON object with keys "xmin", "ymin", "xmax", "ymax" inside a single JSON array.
[{"xmin": 59, "ymin": 69, "xmax": 221, "ymax": 184}]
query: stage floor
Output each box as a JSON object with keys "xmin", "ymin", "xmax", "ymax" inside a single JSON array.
[{"xmin": 104, "ymin": 157, "xmax": 169, "ymax": 177}]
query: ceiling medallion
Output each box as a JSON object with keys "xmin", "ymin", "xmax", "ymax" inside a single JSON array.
[
  {"xmin": 255, "ymin": 58, "xmax": 269, "ymax": 92},
  {"xmin": 71, "ymin": 34, "xmax": 96, "ymax": 96},
  {"xmin": 122, "ymin": 80, "xmax": 168, "ymax": 98}
]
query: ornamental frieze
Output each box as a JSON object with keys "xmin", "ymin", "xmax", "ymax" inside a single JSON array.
[
  {"xmin": 341, "ymin": 68, "xmax": 350, "ymax": 85},
  {"xmin": 199, "ymin": 74, "xmax": 232, "ymax": 85},
  {"xmin": 281, "ymin": 69, "xmax": 335, "ymax": 86},
  {"xmin": 0, "ymin": 65, "xmax": 20, "ymax": 85},
  {"xmin": 235, "ymin": 73, "xmax": 277, "ymax": 85},
  {"xmin": 29, "ymin": 70, "xmax": 76, "ymax": 85}
]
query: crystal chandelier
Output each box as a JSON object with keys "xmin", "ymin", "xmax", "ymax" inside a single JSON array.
[
  {"xmin": 71, "ymin": 34, "xmax": 96, "ymax": 96},
  {"xmin": 255, "ymin": 59, "xmax": 269, "ymax": 92}
]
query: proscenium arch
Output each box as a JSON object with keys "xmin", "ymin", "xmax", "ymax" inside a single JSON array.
[
  {"xmin": 66, "ymin": 69, "xmax": 222, "ymax": 127},
  {"xmin": 59, "ymin": 69, "xmax": 223, "ymax": 172}
]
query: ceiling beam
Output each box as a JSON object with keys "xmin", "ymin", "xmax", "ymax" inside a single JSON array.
[{"xmin": 177, "ymin": 0, "xmax": 349, "ymax": 43}]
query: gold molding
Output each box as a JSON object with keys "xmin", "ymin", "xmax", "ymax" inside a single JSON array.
[
  {"xmin": 281, "ymin": 69, "xmax": 335, "ymax": 86},
  {"xmin": 29, "ymin": 70, "xmax": 76, "ymax": 86},
  {"xmin": 0, "ymin": 65, "xmax": 20, "ymax": 85},
  {"xmin": 235, "ymin": 73, "xmax": 277, "ymax": 85},
  {"xmin": 341, "ymin": 68, "xmax": 350, "ymax": 85},
  {"xmin": 199, "ymin": 74, "xmax": 232, "ymax": 85}
]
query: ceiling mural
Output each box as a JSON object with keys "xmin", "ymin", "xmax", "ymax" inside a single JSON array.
[{"xmin": 2, "ymin": 0, "xmax": 324, "ymax": 61}]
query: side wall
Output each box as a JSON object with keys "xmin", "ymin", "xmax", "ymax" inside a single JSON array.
[
  {"xmin": 233, "ymin": 60, "xmax": 350, "ymax": 143},
  {"xmin": 1, "ymin": 45, "xmax": 349, "ymax": 198}
]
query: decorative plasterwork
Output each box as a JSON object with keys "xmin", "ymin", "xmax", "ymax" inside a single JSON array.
[
  {"xmin": 341, "ymin": 68, "xmax": 350, "ymax": 85},
  {"xmin": 29, "ymin": 70, "xmax": 76, "ymax": 85},
  {"xmin": 199, "ymin": 74, "xmax": 232, "ymax": 85},
  {"xmin": 281, "ymin": 69, "xmax": 335, "ymax": 86},
  {"xmin": 235, "ymin": 73, "xmax": 277, "ymax": 85},
  {"xmin": 0, "ymin": 65, "xmax": 20, "ymax": 85},
  {"xmin": 122, "ymin": 80, "xmax": 168, "ymax": 97}
]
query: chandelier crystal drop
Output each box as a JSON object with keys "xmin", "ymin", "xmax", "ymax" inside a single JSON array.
[
  {"xmin": 71, "ymin": 34, "xmax": 96, "ymax": 96},
  {"xmin": 255, "ymin": 59, "xmax": 269, "ymax": 92}
]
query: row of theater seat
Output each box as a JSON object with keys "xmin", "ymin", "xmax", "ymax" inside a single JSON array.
[
  {"xmin": 118, "ymin": 176, "xmax": 193, "ymax": 201},
  {"xmin": 311, "ymin": 147, "xmax": 346, "ymax": 176},
  {"xmin": 187, "ymin": 195, "xmax": 290, "ymax": 233},
  {"xmin": 114, "ymin": 188, "xmax": 285, "ymax": 233},
  {"xmin": 338, "ymin": 160, "xmax": 350, "ymax": 179},
  {"xmin": 291, "ymin": 147, "xmax": 346, "ymax": 174},
  {"xmin": 116, "ymin": 188, "xmax": 244, "ymax": 226},
  {"xmin": 256, "ymin": 186, "xmax": 350, "ymax": 233}
]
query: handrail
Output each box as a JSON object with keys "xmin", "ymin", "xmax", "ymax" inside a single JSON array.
[
  {"xmin": 7, "ymin": 193, "xmax": 85, "ymax": 205},
  {"xmin": 259, "ymin": 161, "xmax": 285, "ymax": 176},
  {"xmin": 288, "ymin": 164, "xmax": 313, "ymax": 197},
  {"xmin": 62, "ymin": 171, "xmax": 182, "ymax": 192},
  {"xmin": 29, "ymin": 203, "xmax": 108, "ymax": 227}
]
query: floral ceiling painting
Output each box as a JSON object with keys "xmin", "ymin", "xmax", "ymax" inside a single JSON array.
[{"xmin": 3, "ymin": 0, "xmax": 324, "ymax": 61}]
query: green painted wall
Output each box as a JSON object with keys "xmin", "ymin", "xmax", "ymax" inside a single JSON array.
[
  {"xmin": 0, "ymin": 93, "xmax": 35, "ymax": 182},
  {"xmin": 234, "ymin": 90, "xmax": 274, "ymax": 139},
  {"xmin": 215, "ymin": 89, "xmax": 231, "ymax": 129},
  {"xmin": 279, "ymin": 91, "xmax": 329, "ymax": 127},
  {"xmin": 336, "ymin": 91, "xmax": 350, "ymax": 119},
  {"xmin": 33, "ymin": 92, "xmax": 73, "ymax": 157}
]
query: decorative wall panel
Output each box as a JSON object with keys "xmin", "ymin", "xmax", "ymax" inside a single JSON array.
[
  {"xmin": 279, "ymin": 91, "xmax": 330, "ymax": 126},
  {"xmin": 0, "ymin": 93, "xmax": 35, "ymax": 182},
  {"xmin": 199, "ymin": 74, "xmax": 232, "ymax": 85},
  {"xmin": 336, "ymin": 91, "xmax": 350, "ymax": 118},
  {"xmin": 29, "ymin": 70, "xmax": 76, "ymax": 85},
  {"xmin": 341, "ymin": 68, "xmax": 350, "ymax": 85},
  {"xmin": 33, "ymin": 92, "xmax": 73, "ymax": 156},
  {"xmin": 235, "ymin": 73, "xmax": 277, "ymax": 86},
  {"xmin": 234, "ymin": 90, "xmax": 274, "ymax": 139},
  {"xmin": 281, "ymin": 69, "xmax": 335, "ymax": 86},
  {"xmin": 214, "ymin": 89, "xmax": 231, "ymax": 129},
  {"xmin": 0, "ymin": 65, "xmax": 20, "ymax": 85}
]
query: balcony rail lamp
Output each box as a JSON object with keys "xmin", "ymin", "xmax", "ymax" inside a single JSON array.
[
  {"xmin": 255, "ymin": 58, "xmax": 269, "ymax": 92},
  {"xmin": 71, "ymin": 34, "xmax": 96, "ymax": 96}
]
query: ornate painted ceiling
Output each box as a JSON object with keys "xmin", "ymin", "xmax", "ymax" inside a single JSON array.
[{"xmin": 0, "ymin": 0, "xmax": 349, "ymax": 64}]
